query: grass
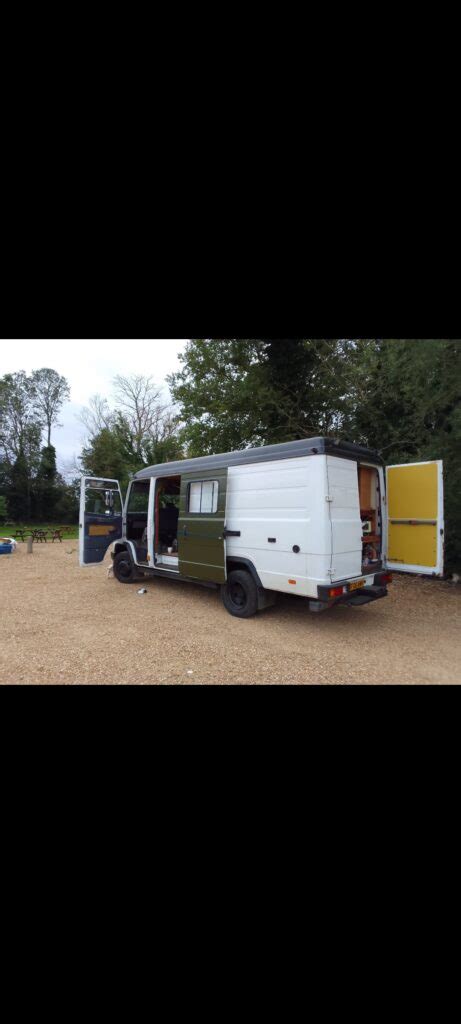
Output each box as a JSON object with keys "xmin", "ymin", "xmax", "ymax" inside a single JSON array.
[{"xmin": 0, "ymin": 523, "xmax": 79, "ymax": 540}]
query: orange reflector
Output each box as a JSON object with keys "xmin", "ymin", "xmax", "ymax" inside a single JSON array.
[
  {"xmin": 329, "ymin": 586, "xmax": 344, "ymax": 598},
  {"xmin": 288, "ymin": 579, "xmax": 296, "ymax": 585}
]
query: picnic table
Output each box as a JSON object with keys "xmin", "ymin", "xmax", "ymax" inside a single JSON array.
[
  {"xmin": 8, "ymin": 525, "xmax": 75, "ymax": 543},
  {"xmin": 12, "ymin": 527, "xmax": 28, "ymax": 541},
  {"xmin": 32, "ymin": 527, "xmax": 70, "ymax": 542},
  {"xmin": 32, "ymin": 529, "xmax": 49, "ymax": 542},
  {"xmin": 47, "ymin": 528, "xmax": 67, "ymax": 542}
]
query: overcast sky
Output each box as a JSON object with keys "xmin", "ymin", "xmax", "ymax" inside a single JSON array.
[{"xmin": 1, "ymin": 339, "xmax": 188, "ymax": 474}]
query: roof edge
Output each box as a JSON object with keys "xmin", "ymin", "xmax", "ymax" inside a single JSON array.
[{"xmin": 133, "ymin": 436, "xmax": 383, "ymax": 481}]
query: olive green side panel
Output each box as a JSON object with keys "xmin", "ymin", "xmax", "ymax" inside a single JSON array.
[{"xmin": 178, "ymin": 469, "xmax": 228, "ymax": 583}]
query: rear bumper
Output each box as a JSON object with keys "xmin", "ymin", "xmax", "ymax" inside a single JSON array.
[
  {"xmin": 316, "ymin": 572, "xmax": 391, "ymax": 609},
  {"xmin": 332, "ymin": 584, "xmax": 388, "ymax": 607}
]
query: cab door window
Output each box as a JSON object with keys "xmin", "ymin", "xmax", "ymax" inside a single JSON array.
[{"xmin": 85, "ymin": 486, "xmax": 121, "ymax": 515}]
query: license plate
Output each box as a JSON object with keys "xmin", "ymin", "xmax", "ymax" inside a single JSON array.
[{"xmin": 349, "ymin": 579, "xmax": 365, "ymax": 591}]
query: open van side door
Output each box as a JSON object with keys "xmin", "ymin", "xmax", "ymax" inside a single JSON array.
[
  {"xmin": 386, "ymin": 461, "xmax": 444, "ymax": 576},
  {"xmin": 178, "ymin": 468, "xmax": 228, "ymax": 583},
  {"xmin": 79, "ymin": 477, "xmax": 123, "ymax": 566}
]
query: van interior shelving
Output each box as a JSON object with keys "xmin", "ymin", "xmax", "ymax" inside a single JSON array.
[{"xmin": 358, "ymin": 464, "xmax": 382, "ymax": 572}]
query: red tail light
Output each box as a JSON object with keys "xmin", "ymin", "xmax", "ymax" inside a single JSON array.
[
  {"xmin": 381, "ymin": 573, "xmax": 393, "ymax": 584},
  {"xmin": 329, "ymin": 586, "xmax": 344, "ymax": 598}
]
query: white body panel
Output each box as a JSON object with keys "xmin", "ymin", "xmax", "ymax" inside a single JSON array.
[{"xmin": 225, "ymin": 453, "xmax": 379, "ymax": 598}]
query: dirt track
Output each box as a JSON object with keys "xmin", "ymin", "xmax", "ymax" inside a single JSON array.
[{"xmin": 1, "ymin": 543, "xmax": 460, "ymax": 684}]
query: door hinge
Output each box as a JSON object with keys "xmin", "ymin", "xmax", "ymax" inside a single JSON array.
[{"xmin": 326, "ymin": 495, "xmax": 333, "ymax": 503}]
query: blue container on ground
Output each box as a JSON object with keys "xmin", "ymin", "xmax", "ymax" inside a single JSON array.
[{"xmin": 0, "ymin": 542, "xmax": 13, "ymax": 554}]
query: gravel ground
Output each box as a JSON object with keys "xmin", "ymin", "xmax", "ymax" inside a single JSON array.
[{"xmin": 1, "ymin": 543, "xmax": 460, "ymax": 684}]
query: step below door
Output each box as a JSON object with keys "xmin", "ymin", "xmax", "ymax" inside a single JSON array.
[
  {"xmin": 386, "ymin": 461, "xmax": 444, "ymax": 575},
  {"xmin": 178, "ymin": 469, "xmax": 228, "ymax": 583}
]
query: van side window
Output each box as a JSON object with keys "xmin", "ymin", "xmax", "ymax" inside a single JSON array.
[{"xmin": 188, "ymin": 480, "xmax": 219, "ymax": 514}]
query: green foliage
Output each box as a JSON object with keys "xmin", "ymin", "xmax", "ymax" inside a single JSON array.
[
  {"xmin": 0, "ymin": 495, "xmax": 7, "ymax": 521},
  {"xmin": 142, "ymin": 434, "xmax": 185, "ymax": 467},
  {"xmin": 79, "ymin": 376, "xmax": 184, "ymax": 491},
  {"xmin": 53, "ymin": 481, "xmax": 79, "ymax": 523},
  {"xmin": 31, "ymin": 368, "xmax": 70, "ymax": 447},
  {"xmin": 0, "ymin": 368, "xmax": 72, "ymax": 524},
  {"xmin": 168, "ymin": 339, "xmax": 264, "ymax": 454},
  {"xmin": 80, "ymin": 423, "xmax": 185, "ymax": 495},
  {"xmin": 8, "ymin": 448, "xmax": 33, "ymax": 520},
  {"xmin": 168, "ymin": 339, "xmax": 357, "ymax": 455},
  {"xmin": 33, "ymin": 445, "xmax": 60, "ymax": 520},
  {"xmin": 81, "ymin": 428, "xmax": 130, "ymax": 491},
  {"xmin": 341, "ymin": 339, "xmax": 461, "ymax": 568}
]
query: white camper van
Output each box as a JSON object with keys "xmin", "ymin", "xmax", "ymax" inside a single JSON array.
[{"xmin": 79, "ymin": 436, "xmax": 402, "ymax": 616}]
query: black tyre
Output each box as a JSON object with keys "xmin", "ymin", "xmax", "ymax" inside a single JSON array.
[
  {"xmin": 221, "ymin": 570, "xmax": 259, "ymax": 618},
  {"xmin": 113, "ymin": 550, "xmax": 140, "ymax": 584}
]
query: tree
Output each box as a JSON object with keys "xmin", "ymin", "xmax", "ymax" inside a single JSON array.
[
  {"xmin": 8, "ymin": 449, "xmax": 32, "ymax": 521},
  {"xmin": 344, "ymin": 339, "xmax": 461, "ymax": 569},
  {"xmin": 77, "ymin": 394, "xmax": 114, "ymax": 437},
  {"xmin": 31, "ymin": 368, "xmax": 70, "ymax": 447},
  {"xmin": 0, "ymin": 369, "xmax": 76, "ymax": 524},
  {"xmin": 0, "ymin": 372, "xmax": 45, "ymax": 520},
  {"xmin": 167, "ymin": 339, "xmax": 356, "ymax": 454},
  {"xmin": 79, "ymin": 375, "xmax": 183, "ymax": 486},
  {"xmin": 53, "ymin": 478, "xmax": 80, "ymax": 523},
  {"xmin": 33, "ymin": 445, "xmax": 60, "ymax": 521},
  {"xmin": 80, "ymin": 427, "xmax": 132, "ymax": 493},
  {"xmin": 167, "ymin": 339, "xmax": 274, "ymax": 455},
  {"xmin": 0, "ymin": 494, "xmax": 7, "ymax": 522},
  {"xmin": 112, "ymin": 374, "xmax": 178, "ymax": 462},
  {"xmin": 0, "ymin": 372, "xmax": 41, "ymax": 465}
]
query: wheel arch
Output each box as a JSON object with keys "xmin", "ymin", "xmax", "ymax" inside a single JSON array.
[
  {"xmin": 112, "ymin": 539, "xmax": 136, "ymax": 562},
  {"xmin": 226, "ymin": 557, "xmax": 263, "ymax": 588}
]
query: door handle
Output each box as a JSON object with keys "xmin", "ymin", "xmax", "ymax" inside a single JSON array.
[{"xmin": 222, "ymin": 529, "xmax": 241, "ymax": 538}]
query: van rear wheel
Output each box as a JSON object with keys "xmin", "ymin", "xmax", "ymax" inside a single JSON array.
[
  {"xmin": 221, "ymin": 570, "xmax": 258, "ymax": 618},
  {"xmin": 113, "ymin": 550, "xmax": 140, "ymax": 584}
]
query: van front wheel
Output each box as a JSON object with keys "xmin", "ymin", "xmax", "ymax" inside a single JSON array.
[
  {"xmin": 113, "ymin": 551, "xmax": 140, "ymax": 584},
  {"xmin": 221, "ymin": 570, "xmax": 258, "ymax": 618}
]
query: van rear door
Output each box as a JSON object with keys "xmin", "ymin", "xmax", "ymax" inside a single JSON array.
[
  {"xmin": 326, "ymin": 455, "xmax": 363, "ymax": 581},
  {"xmin": 79, "ymin": 477, "xmax": 123, "ymax": 566},
  {"xmin": 386, "ymin": 461, "xmax": 444, "ymax": 575}
]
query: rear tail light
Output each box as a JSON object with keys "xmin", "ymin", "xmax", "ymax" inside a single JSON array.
[
  {"xmin": 329, "ymin": 586, "xmax": 345, "ymax": 598},
  {"xmin": 381, "ymin": 573, "xmax": 393, "ymax": 584}
]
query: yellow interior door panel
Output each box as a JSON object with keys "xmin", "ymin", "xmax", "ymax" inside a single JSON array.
[{"xmin": 386, "ymin": 461, "xmax": 443, "ymax": 575}]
